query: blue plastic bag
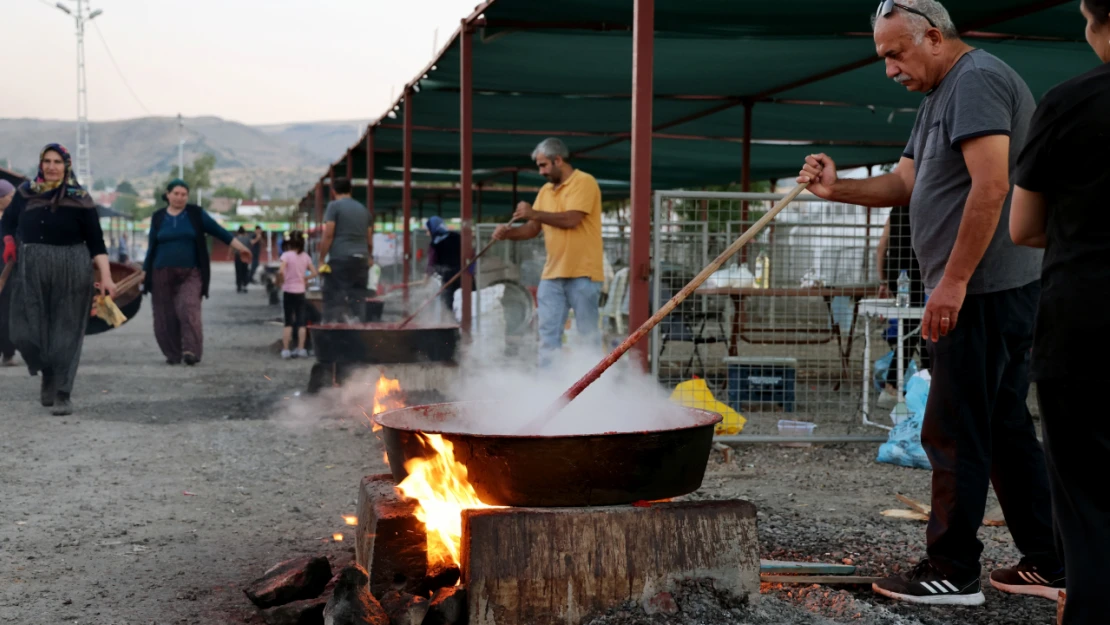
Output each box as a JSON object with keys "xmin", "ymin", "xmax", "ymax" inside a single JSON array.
[
  {"xmin": 873, "ymin": 350, "xmax": 919, "ymax": 392},
  {"xmin": 876, "ymin": 371, "xmax": 932, "ymax": 470}
]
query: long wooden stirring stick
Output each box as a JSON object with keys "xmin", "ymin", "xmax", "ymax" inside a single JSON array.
[
  {"xmin": 520, "ymin": 182, "xmax": 811, "ymax": 434},
  {"xmin": 397, "ymin": 216, "xmax": 523, "ymax": 329}
]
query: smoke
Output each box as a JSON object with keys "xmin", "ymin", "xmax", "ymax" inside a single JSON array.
[
  {"xmin": 272, "ymin": 368, "xmax": 384, "ymax": 433},
  {"xmin": 444, "ymin": 342, "xmax": 691, "ymax": 436}
]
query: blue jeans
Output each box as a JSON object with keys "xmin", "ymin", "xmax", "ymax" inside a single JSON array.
[{"xmin": 537, "ymin": 277, "xmax": 602, "ymax": 365}]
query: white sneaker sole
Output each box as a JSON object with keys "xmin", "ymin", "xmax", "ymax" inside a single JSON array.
[
  {"xmin": 990, "ymin": 578, "xmax": 1062, "ymax": 601},
  {"xmin": 873, "ymin": 583, "xmax": 986, "ymax": 606}
]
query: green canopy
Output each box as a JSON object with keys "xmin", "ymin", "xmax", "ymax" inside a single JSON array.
[{"xmin": 301, "ymin": 0, "xmax": 1092, "ymax": 215}]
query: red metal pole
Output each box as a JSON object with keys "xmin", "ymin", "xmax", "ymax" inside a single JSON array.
[
  {"xmin": 403, "ymin": 88, "xmax": 414, "ymax": 307},
  {"xmin": 328, "ymin": 166, "xmax": 336, "ymax": 200},
  {"xmin": 511, "ymin": 170, "xmax": 518, "ymax": 208},
  {"xmin": 627, "ymin": 0, "xmax": 654, "ymax": 371},
  {"xmin": 740, "ymin": 101, "xmax": 753, "ymax": 264},
  {"xmin": 459, "ymin": 20, "xmax": 474, "ymax": 334},
  {"xmin": 314, "ymin": 182, "xmax": 324, "ymax": 258},
  {"xmin": 366, "ymin": 131, "xmax": 375, "ymax": 242},
  {"xmin": 346, "ymin": 150, "xmax": 353, "ymax": 180}
]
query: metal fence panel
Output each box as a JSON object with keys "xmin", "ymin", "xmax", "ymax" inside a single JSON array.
[{"xmin": 652, "ymin": 190, "xmax": 915, "ymax": 436}]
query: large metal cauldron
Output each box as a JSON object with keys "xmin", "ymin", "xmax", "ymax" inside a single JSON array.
[
  {"xmin": 310, "ymin": 323, "xmax": 459, "ymax": 364},
  {"xmin": 375, "ymin": 402, "xmax": 722, "ymax": 507}
]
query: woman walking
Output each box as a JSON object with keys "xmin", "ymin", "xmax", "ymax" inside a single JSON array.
[
  {"xmin": 0, "ymin": 144, "xmax": 117, "ymax": 415},
  {"xmin": 278, "ymin": 231, "xmax": 317, "ymax": 359},
  {"xmin": 424, "ymin": 216, "xmax": 471, "ymax": 316},
  {"xmin": 1009, "ymin": 1, "xmax": 1110, "ymax": 622},
  {"xmin": 143, "ymin": 179, "xmax": 252, "ymax": 366}
]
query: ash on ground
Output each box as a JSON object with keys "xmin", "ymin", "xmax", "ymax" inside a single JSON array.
[{"xmin": 582, "ymin": 579, "xmax": 924, "ymax": 625}]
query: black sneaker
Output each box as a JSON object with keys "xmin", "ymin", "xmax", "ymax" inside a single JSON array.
[
  {"xmin": 183, "ymin": 352, "xmax": 199, "ymax": 366},
  {"xmin": 51, "ymin": 392, "xmax": 72, "ymax": 416},
  {"xmin": 990, "ymin": 559, "xmax": 1065, "ymax": 601},
  {"xmin": 40, "ymin": 371, "xmax": 56, "ymax": 407},
  {"xmin": 873, "ymin": 560, "xmax": 985, "ymax": 606}
]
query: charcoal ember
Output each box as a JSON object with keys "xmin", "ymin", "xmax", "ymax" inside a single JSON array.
[
  {"xmin": 246, "ymin": 556, "xmax": 334, "ymax": 609},
  {"xmin": 643, "ymin": 591, "xmax": 678, "ymax": 615},
  {"xmin": 377, "ymin": 589, "xmax": 429, "ymax": 625},
  {"xmin": 262, "ymin": 596, "xmax": 328, "ymax": 625},
  {"xmin": 422, "ymin": 585, "xmax": 466, "ymax": 625},
  {"xmin": 415, "ymin": 564, "xmax": 460, "ymax": 597},
  {"xmin": 323, "ymin": 564, "xmax": 389, "ymax": 625}
]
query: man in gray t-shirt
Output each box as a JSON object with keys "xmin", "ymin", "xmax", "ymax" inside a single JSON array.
[
  {"xmin": 797, "ymin": 0, "xmax": 1058, "ymax": 607},
  {"xmin": 319, "ymin": 177, "xmax": 373, "ymax": 322}
]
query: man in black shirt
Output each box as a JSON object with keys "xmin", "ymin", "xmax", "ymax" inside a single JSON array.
[{"xmin": 1009, "ymin": 2, "xmax": 1110, "ymax": 620}]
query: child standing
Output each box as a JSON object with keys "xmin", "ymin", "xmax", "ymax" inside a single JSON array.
[{"xmin": 278, "ymin": 232, "xmax": 317, "ymax": 359}]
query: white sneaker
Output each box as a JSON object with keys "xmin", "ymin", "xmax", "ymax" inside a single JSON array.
[
  {"xmin": 281, "ymin": 350, "xmax": 292, "ymax": 360},
  {"xmin": 295, "ymin": 349, "xmax": 309, "ymax": 359}
]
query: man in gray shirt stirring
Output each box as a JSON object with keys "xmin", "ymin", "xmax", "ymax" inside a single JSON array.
[
  {"xmin": 798, "ymin": 0, "xmax": 1060, "ymax": 607},
  {"xmin": 319, "ymin": 178, "xmax": 373, "ymax": 322}
]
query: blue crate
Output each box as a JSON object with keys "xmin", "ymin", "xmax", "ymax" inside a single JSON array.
[{"xmin": 725, "ymin": 357, "xmax": 797, "ymax": 413}]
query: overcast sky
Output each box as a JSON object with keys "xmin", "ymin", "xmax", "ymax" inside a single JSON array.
[{"xmin": 4, "ymin": 0, "xmax": 479, "ymax": 124}]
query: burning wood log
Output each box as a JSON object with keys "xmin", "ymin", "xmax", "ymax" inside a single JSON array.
[
  {"xmin": 245, "ymin": 555, "xmax": 333, "ymax": 609},
  {"xmin": 423, "ymin": 586, "xmax": 467, "ymax": 625},
  {"xmin": 376, "ymin": 589, "xmax": 430, "ymax": 625},
  {"xmin": 322, "ymin": 564, "xmax": 389, "ymax": 625}
]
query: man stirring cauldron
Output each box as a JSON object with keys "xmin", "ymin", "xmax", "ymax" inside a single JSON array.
[
  {"xmin": 493, "ymin": 138, "xmax": 604, "ymax": 366},
  {"xmin": 797, "ymin": 0, "xmax": 1060, "ymax": 607}
]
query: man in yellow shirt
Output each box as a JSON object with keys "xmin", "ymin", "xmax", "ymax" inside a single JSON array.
[{"xmin": 493, "ymin": 138, "xmax": 604, "ymax": 365}]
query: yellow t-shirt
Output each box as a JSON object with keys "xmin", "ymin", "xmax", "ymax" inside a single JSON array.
[{"xmin": 534, "ymin": 169, "xmax": 604, "ymax": 282}]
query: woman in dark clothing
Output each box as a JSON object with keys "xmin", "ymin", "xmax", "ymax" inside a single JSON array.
[
  {"xmin": 424, "ymin": 216, "xmax": 472, "ymax": 315},
  {"xmin": 143, "ymin": 179, "xmax": 252, "ymax": 366},
  {"xmin": 1009, "ymin": 2, "xmax": 1110, "ymax": 622},
  {"xmin": 0, "ymin": 144, "xmax": 117, "ymax": 415}
]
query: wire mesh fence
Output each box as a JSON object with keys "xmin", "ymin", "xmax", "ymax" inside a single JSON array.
[{"xmin": 653, "ymin": 191, "xmax": 924, "ymax": 436}]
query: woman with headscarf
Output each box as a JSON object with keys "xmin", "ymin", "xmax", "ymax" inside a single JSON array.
[
  {"xmin": 143, "ymin": 179, "xmax": 252, "ymax": 366},
  {"xmin": 0, "ymin": 144, "xmax": 117, "ymax": 415},
  {"xmin": 424, "ymin": 216, "xmax": 472, "ymax": 316},
  {"xmin": 0, "ymin": 179, "xmax": 18, "ymax": 367},
  {"xmin": 1009, "ymin": 2, "xmax": 1110, "ymax": 621}
]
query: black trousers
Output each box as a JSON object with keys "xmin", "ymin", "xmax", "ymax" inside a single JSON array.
[
  {"xmin": 922, "ymin": 281, "xmax": 1058, "ymax": 579},
  {"xmin": 1038, "ymin": 380, "xmax": 1110, "ymax": 624},
  {"xmin": 234, "ymin": 259, "xmax": 249, "ymax": 290},
  {"xmin": 323, "ymin": 257, "xmax": 369, "ymax": 323}
]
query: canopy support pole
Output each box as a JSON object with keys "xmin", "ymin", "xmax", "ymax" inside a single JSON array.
[
  {"xmin": 511, "ymin": 170, "xmax": 518, "ymax": 209},
  {"xmin": 460, "ymin": 19, "xmax": 475, "ymax": 334},
  {"xmin": 740, "ymin": 101, "xmax": 753, "ymax": 264},
  {"xmin": 367, "ymin": 131, "xmax": 375, "ymax": 249},
  {"xmin": 628, "ymin": 0, "xmax": 654, "ymax": 372},
  {"xmin": 328, "ymin": 166, "xmax": 336, "ymax": 200},
  {"xmin": 403, "ymin": 87, "xmax": 414, "ymax": 307}
]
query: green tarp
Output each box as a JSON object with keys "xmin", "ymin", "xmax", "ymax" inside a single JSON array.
[{"xmin": 302, "ymin": 0, "xmax": 1093, "ymax": 217}]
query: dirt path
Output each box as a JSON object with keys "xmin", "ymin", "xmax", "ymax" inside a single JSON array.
[{"xmin": 0, "ymin": 264, "xmax": 1057, "ymax": 625}]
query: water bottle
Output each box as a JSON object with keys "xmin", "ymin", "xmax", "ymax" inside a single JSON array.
[{"xmin": 896, "ymin": 270, "xmax": 910, "ymax": 308}]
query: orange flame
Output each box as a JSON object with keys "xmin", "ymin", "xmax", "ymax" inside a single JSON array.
[
  {"xmin": 332, "ymin": 533, "xmax": 344, "ymax": 542},
  {"xmin": 370, "ymin": 374, "xmax": 403, "ymax": 432},
  {"xmin": 396, "ymin": 434, "xmax": 490, "ymax": 569},
  {"xmin": 342, "ymin": 515, "xmax": 357, "ymax": 526}
]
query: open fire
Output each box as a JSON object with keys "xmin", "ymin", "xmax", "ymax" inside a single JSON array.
[{"xmin": 370, "ymin": 373, "xmax": 489, "ymax": 570}]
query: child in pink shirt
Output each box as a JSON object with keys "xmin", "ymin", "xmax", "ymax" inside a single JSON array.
[{"xmin": 278, "ymin": 232, "xmax": 317, "ymax": 359}]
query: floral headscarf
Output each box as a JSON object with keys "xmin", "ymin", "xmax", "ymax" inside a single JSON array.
[{"xmin": 20, "ymin": 143, "xmax": 95, "ymax": 210}]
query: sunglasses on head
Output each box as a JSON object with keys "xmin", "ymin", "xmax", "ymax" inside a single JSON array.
[{"xmin": 876, "ymin": 0, "xmax": 939, "ymax": 29}]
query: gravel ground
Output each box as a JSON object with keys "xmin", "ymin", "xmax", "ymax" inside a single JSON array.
[{"xmin": 0, "ymin": 264, "xmax": 1059, "ymax": 624}]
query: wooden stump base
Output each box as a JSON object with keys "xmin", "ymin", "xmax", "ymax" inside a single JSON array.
[{"xmin": 461, "ymin": 500, "xmax": 760, "ymax": 625}]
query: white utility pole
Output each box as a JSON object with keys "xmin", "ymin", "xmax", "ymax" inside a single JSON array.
[
  {"xmin": 177, "ymin": 113, "xmax": 185, "ymax": 179},
  {"xmin": 54, "ymin": 0, "xmax": 102, "ymax": 186}
]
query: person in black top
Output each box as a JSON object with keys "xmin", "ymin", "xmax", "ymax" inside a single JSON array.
[
  {"xmin": 0, "ymin": 144, "xmax": 117, "ymax": 415},
  {"xmin": 424, "ymin": 216, "xmax": 473, "ymax": 318},
  {"xmin": 249, "ymin": 225, "xmax": 263, "ymax": 284},
  {"xmin": 1010, "ymin": 2, "xmax": 1110, "ymax": 621},
  {"xmin": 875, "ymin": 205, "xmax": 931, "ymax": 407}
]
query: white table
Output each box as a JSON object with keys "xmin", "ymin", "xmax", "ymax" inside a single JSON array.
[{"xmin": 859, "ymin": 299, "xmax": 926, "ymax": 430}]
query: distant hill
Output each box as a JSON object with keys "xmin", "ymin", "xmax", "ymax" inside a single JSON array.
[
  {"xmin": 254, "ymin": 120, "xmax": 367, "ymax": 162},
  {"xmin": 0, "ymin": 116, "xmax": 332, "ymax": 184}
]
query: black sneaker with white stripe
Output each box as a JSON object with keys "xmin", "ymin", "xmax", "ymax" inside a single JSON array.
[
  {"xmin": 990, "ymin": 559, "xmax": 1066, "ymax": 600},
  {"xmin": 873, "ymin": 560, "xmax": 986, "ymax": 606}
]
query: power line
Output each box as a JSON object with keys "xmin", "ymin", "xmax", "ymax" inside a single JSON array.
[{"xmin": 91, "ymin": 20, "xmax": 151, "ymax": 115}]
